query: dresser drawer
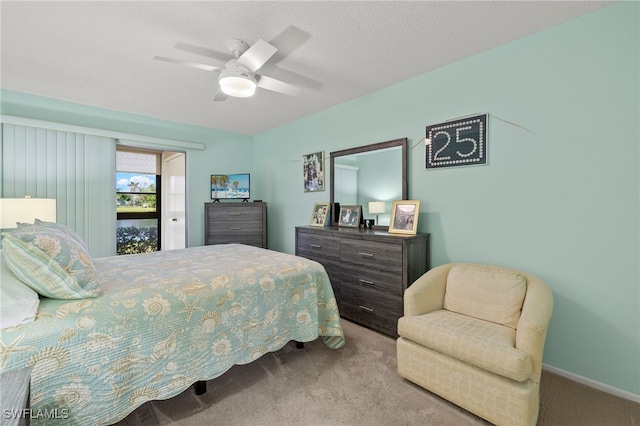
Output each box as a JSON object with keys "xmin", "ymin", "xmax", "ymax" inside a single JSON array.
[
  {"xmin": 207, "ymin": 206, "xmax": 263, "ymax": 223},
  {"xmin": 207, "ymin": 219, "xmax": 263, "ymax": 234},
  {"xmin": 341, "ymin": 264, "xmax": 402, "ymax": 297},
  {"xmin": 296, "ymin": 233, "xmax": 340, "ymax": 261},
  {"xmin": 340, "ymin": 239, "xmax": 403, "ymax": 273},
  {"xmin": 207, "ymin": 234, "xmax": 264, "ymax": 247},
  {"xmin": 340, "ymin": 284, "xmax": 402, "ymax": 336}
]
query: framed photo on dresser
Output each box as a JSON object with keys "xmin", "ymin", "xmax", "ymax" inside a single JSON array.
[
  {"xmin": 338, "ymin": 205, "xmax": 361, "ymax": 228},
  {"xmin": 309, "ymin": 202, "xmax": 329, "ymax": 227},
  {"xmin": 388, "ymin": 200, "xmax": 420, "ymax": 235}
]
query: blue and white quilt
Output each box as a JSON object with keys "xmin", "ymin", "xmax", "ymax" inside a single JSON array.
[{"xmin": 0, "ymin": 244, "xmax": 344, "ymax": 425}]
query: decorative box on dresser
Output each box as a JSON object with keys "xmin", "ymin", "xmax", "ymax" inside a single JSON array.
[
  {"xmin": 295, "ymin": 226, "xmax": 429, "ymax": 337},
  {"xmin": 205, "ymin": 202, "xmax": 267, "ymax": 248}
]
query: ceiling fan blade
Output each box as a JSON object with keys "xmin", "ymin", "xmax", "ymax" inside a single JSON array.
[
  {"xmin": 213, "ymin": 89, "xmax": 228, "ymax": 102},
  {"xmin": 173, "ymin": 42, "xmax": 233, "ymax": 63},
  {"xmin": 256, "ymin": 75, "xmax": 302, "ymax": 97},
  {"xmin": 267, "ymin": 25, "xmax": 312, "ymax": 66},
  {"xmin": 237, "ymin": 39, "xmax": 277, "ymax": 73},
  {"xmin": 265, "ymin": 68, "xmax": 324, "ymax": 92},
  {"xmin": 154, "ymin": 56, "xmax": 221, "ymax": 72}
]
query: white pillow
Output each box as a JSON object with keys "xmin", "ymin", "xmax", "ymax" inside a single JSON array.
[{"xmin": 1, "ymin": 250, "xmax": 40, "ymax": 329}]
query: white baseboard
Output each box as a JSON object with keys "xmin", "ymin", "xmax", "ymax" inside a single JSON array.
[{"xmin": 542, "ymin": 364, "xmax": 640, "ymax": 403}]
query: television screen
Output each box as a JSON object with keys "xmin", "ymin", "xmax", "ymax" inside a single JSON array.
[{"xmin": 211, "ymin": 173, "xmax": 250, "ymax": 199}]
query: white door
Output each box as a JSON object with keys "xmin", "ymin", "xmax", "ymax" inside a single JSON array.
[{"xmin": 162, "ymin": 152, "xmax": 186, "ymax": 250}]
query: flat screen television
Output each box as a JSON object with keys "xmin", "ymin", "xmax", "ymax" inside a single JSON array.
[{"xmin": 211, "ymin": 173, "xmax": 250, "ymax": 200}]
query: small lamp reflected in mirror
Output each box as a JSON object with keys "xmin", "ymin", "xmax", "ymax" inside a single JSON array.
[{"xmin": 368, "ymin": 201, "xmax": 386, "ymax": 225}]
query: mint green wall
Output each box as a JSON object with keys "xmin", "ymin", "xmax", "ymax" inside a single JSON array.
[
  {"xmin": 255, "ymin": 2, "xmax": 639, "ymax": 395},
  {"xmin": 0, "ymin": 90, "xmax": 253, "ymax": 248}
]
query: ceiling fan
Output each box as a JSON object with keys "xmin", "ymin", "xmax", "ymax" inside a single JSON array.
[{"xmin": 154, "ymin": 38, "xmax": 302, "ymax": 101}]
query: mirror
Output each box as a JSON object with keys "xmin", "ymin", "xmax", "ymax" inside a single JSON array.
[{"xmin": 330, "ymin": 138, "xmax": 407, "ymax": 227}]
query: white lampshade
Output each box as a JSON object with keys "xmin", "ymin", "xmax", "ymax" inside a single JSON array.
[
  {"xmin": 368, "ymin": 201, "xmax": 386, "ymax": 215},
  {"xmin": 219, "ymin": 72, "xmax": 257, "ymax": 98},
  {"xmin": 0, "ymin": 198, "xmax": 57, "ymax": 229}
]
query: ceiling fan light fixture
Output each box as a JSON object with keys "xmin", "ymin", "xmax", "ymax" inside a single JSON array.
[{"xmin": 219, "ymin": 71, "xmax": 257, "ymax": 98}]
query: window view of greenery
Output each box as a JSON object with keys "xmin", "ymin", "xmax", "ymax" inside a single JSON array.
[
  {"xmin": 116, "ymin": 172, "xmax": 159, "ymax": 255},
  {"xmin": 117, "ymin": 219, "xmax": 158, "ymax": 255},
  {"xmin": 116, "ymin": 172, "xmax": 157, "ymax": 212}
]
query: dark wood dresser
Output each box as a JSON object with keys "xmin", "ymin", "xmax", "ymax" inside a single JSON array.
[
  {"xmin": 295, "ymin": 226, "xmax": 429, "ymax": 337},
  {"xmin": 205, "ymin": 202, "xmax": 267, "ymax": 248}
]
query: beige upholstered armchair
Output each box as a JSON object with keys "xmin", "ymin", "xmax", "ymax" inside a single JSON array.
[{"xmin": 397, "ymin": 263, "xmax": 553, "ymax": 426}]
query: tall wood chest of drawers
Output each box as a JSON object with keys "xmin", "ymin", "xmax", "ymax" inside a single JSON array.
[
  {"xmin": 295, "ymin": 226, "xmax": 429, "ymax": 337},
  {"xmin": 205, "ymin": 202, "xmax": 267, "ymax": 248}
]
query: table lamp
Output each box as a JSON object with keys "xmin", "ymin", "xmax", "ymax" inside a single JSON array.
[
  {"xmin": 368, "ymin": 201, "xmax": 386, "ymax": 225},
  {"xmin": 0, "ymin": 197, "xmax": 57, "ymax": 229}
]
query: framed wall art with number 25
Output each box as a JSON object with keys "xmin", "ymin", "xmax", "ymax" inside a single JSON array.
[{"xmin": 425, "ymin": 114, "xmax": 487, "ymax": 170}]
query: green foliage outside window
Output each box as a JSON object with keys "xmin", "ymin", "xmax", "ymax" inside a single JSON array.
[{"xmin": 116, "ymin": 226, "xmax": 158, "ymax": 255}]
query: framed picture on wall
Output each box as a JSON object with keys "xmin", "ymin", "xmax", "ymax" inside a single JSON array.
[
  {"xmin": 388, "ymin": 200, "xmax": 420, "ymax": 235},
  {"xmin": 303, "ymin": 151, "xmax": 325, "ymax": 192},
  {"xmin": 425, "ymin": 114, "xmax": 487, "ymax": 170},
  {"xmin": 338, "ymin": 205, "xmax": 361, "ymax": 228},
  {"xmin": 309, "ymin": 202, "xmax": 330, "ymax": 227}
]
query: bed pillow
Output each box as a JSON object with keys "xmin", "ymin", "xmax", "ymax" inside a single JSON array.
[
  {"xmin": 1, "ymin": 225, "xmax": 100, "ymax": 299},
  {"xmin": 32, "ymin": 219, "xmax": 89, "ymax": 251},
  {"xmin": 1, "ymin": 250, "xmax": 40, "ymax": 328}
]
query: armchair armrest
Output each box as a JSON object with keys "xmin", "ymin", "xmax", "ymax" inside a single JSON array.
[
  {"xmin": 516, "ymin": 273, "xmax": 554, "ymax": 383},
  {"xmin": 403, "ymin": 263, "xmax": 453, "ymax": 316}
]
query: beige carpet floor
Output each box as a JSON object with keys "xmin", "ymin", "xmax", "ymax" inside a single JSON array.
[{"xmin": 115, "ymin": 319, "xmax": 639, "ymax": 426}]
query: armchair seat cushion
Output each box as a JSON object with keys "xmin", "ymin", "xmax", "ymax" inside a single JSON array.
[{"xmin": 398, "ymin": 309, "xmax": 532, "ymax": 382}]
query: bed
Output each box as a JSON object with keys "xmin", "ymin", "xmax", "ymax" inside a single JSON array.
[{"xmin": 0, "ymin": 226, "xmax": 345, "ymax": 426}]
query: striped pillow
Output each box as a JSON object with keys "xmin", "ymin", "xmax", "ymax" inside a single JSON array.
[
  {"xmin": 1, "ymin": 225, "xmax": 100, "ymax": 299},
  {"xmin": 34, "ymin": 219, "xmax": 89, "ymax": 251}
]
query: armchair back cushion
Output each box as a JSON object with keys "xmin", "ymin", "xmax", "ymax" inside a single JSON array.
[{"xmin": 444, "ymin": 263, "xmax": 526, "ymax": 329}]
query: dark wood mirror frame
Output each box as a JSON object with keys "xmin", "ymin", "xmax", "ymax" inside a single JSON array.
[{"xmin": 329, "ymin": 137, "xmax": 408, "ymax": 227}]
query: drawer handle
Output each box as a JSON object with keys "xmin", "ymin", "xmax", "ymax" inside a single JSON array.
[
  {"xmin": 358, "ymin": 252, "xmax": 374, "ymax": 257},
  {"xmin": 358, "ymin": 279, "xmax": 374, "ymax": 286},
  {"xmin": 228, "ymin": 227, "xmax": 242, "ymax": 230},
  {"xmin": 310, "ymin": 244, "xmax": 321, "ymax": 249},
  {"xmin": 358, "ymin": 305, "xmax": 374, "ymax": 313}
]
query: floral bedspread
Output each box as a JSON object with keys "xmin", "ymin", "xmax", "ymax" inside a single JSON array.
[{"xmin": 0, "ymin": 244, "xmax": 344, "ymax": 425}]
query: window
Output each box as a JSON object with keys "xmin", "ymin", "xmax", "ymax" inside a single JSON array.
[{"xmin": 116, "ymin": 148, "xmax": 161, "ymax": 255}]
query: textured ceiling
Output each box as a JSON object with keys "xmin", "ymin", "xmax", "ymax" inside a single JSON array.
[{"xmin": 0, "ymin": 1, "xmax": 612, "ymax": 135}]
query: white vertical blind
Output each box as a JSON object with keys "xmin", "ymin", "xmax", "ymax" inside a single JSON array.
[
  {"xmin": 334, "ymin": 164, "xmax": 358, "ymax": 205},
  {"xmin": 1, "ymin": 123, "xmax": 116, "ymax": 257}
]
